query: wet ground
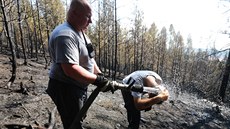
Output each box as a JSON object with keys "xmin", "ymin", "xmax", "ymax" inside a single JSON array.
[{"xmin": 0, "ymin": 54, "xmax": 230, "ymax": 129}]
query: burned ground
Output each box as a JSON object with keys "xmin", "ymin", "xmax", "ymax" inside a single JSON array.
[{"xmin": 0, "ymin": 54, "xmax": 230, "ymax": 129}]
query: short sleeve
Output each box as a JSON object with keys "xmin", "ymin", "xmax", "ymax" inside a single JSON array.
[{"xmin": 55, "ymin": 36, "xmax": 80, "ymax": 64}]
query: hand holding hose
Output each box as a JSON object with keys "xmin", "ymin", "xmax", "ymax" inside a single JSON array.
[
  {"xmin": 149, "ymin": 85, "xmax": 169, "ymax": 104},
  {"xmin": 93, "ymin": 74, "xmax": 115, "ymax": 93}
]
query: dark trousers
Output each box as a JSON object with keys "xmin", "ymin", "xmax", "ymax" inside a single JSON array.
[
  {"xmin": 121, "ymin": 90, "xmax": 140, "ymax": 129},
  {"xmin": 46, "ymin": 78, "xmax": 87, "ymax": 129}
]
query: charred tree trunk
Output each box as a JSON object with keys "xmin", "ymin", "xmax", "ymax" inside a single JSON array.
[
  {"xmin": 44, "ymin": 0, "xmax": 50, "ymax": 44},
  {"xmin": 1, "ymin": 0, "xmax": 17, "ymax": 88},
  {"xmin": 0, "ymin": 32, "xmax": 2, "ymax": 52},
  {"xmin": 36, "ymin": 0, "xmax": 48, "ymax": 68},
  {"xmin": 17, "ymin": 0, "xmax": 27, "ymax": 65},
  {"xmin": 219, "ymin": 49, "xmax": 230, "ymax": 102},
  {"xmin": 30, "ymin": 0, "xmax": 38, "ymax": 59},
  {"xmin": 24, "ymin": 18, "xmax": 33, "ymax": 58},
  {"xmin": 113, "ymin": 0, "xmax": 117, "ymax": 80},
  {"xmin": 97, "ymin": 1, "xmax": 101, "ymax": 69}
]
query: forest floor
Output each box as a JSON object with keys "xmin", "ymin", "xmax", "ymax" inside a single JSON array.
[{"xmin": 0, "ymin": 53, "xmax": 230, "ymax": 129}]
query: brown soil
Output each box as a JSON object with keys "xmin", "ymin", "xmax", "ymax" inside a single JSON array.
[{"xmin": 0, "ymin": 54, "xmax": 230, "ymax": 129}]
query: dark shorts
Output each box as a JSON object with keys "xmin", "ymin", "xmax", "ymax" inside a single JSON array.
[
  {"xmin": 121, "ymin": 89, "xmax": 140, "ymax": 129},
  {"xmin": 46, "ymin": 78, "xmax": 87, "ymax": 129}
]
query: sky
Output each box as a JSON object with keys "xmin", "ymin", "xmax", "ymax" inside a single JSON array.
[
  {"xmin": 63, "ymin": 0, "xmax": 230, "ymax": 50},
  {"xmin": 116, "ymin": 0, "xmax": 230, "ymax": 50}
]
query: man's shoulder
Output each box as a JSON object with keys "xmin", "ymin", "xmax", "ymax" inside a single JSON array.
[
  {"xmin": 56, "ymin": 26, "xmax": 74, "ymax": 34},
  {"xmin": 53, "ymin": 23, "xmax": 78, "ymax": 36}
]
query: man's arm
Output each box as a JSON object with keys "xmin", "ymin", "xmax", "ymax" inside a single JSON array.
[
  {"xmin": 133, "ymin": 89, "xmax": 169, "ymax": 110},
  {"xmin": 61, "ymin": 63, "xmax": 114, "ymax": 93},
  {"xmin": 61, "ymin": 63, "xmax": 97, "ymax": 84}
]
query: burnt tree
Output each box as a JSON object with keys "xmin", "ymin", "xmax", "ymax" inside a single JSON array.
[
  {"xmin": 219, "ymin": 49, "xmax": 230, "ymax": 101},
  {"xmin": 1, "ymin": 0, "xmax": 17, "ymax": 87}
]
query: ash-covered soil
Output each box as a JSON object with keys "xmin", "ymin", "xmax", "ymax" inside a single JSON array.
[{"xmin": 0, "ymin": 54, "xmax": 230, "ymax": 129}]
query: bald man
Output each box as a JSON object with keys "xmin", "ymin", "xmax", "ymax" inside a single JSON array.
[{"xmin": 47, "ymin": 0, "xmax": 115, "ymax": 128}]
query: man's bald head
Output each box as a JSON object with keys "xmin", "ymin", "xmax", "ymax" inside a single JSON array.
[{"xmin": 66, "ymin": 0, "xmax": 92, "ymax": 31}]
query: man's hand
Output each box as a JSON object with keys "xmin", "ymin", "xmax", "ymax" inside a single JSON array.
[
  {"xmin": 157, "ymin": 89, "xmax": 169, "ymax": 104},
  {"xmin": 149, "ymin": 85, "xmax": 168, "ymax": 104},
  {"xmin": 93, "ymin": 74, "xmax": 115, "ymax": 93}
]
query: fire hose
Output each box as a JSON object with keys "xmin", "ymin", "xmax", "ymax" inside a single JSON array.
[{"xmin": 69, "ymin": 81, "xmax": 163, "ymax": 129}]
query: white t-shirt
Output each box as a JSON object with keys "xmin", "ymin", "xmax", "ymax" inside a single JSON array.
[{"xmin": 123, "ymin": 70, "xmax": 162, "ymax": 98}]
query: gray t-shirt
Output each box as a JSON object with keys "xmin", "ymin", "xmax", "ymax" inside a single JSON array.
[
  {"xmin": 48, "ymin": 22, "xmax": 94, "ymax": 89},
  {"xmin": 122, "ymin": 70, "xmax": 162, "ymax": 98}
]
